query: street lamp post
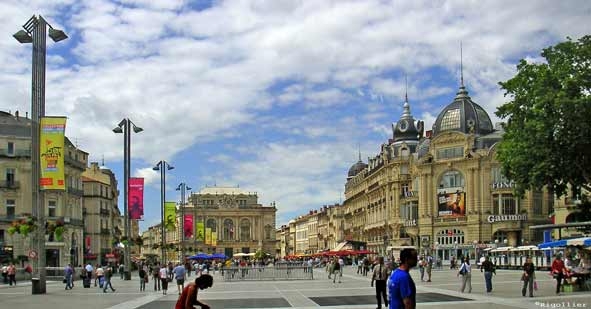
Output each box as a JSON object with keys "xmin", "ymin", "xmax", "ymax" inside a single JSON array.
[
  {"xmin": 154, "ymin": 161, "xmax": 174, "ymax": 265},
  {"xmin": 13, "ymin": 15, "xmax": 68, "ymax": 295},
  {"xmin": 113, "ymin": 118, "xmax": 143, "ymax": 280},
  {"xmin": 176, "ymin": 182, "xmax": 191, "ymax": 263}
]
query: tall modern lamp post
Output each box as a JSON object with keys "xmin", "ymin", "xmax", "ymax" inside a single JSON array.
[
  {"xmin": 113, "ymin": 118, "xmax": 143, "ymax": 280},
  {"xmin": 154, "ymin": 161, "xmax": 174, "ymax": 265},
  {"xmin": 176, "ymin": 182, "xmax": 191, "ymax": 262},
  {"xmin": 13, "ymin": 15, "xmax": 68, "ymax": 295}
]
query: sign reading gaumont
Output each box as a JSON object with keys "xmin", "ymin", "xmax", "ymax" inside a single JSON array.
[{"xmin": 487, "ymin": 214, "xmax": 527, "ymax": 223}]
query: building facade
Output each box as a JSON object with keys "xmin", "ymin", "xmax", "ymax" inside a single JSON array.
[
  {"xmin": 0, "ymin": 110, "xmax": 88, "ymax": 267},
  {"xmin": 169, "ymin": 186, "xmax": 278, "ymax": 259},
  {"xmin": 81, "ymin": 162, "xmax": 121, "ymax": 265}
]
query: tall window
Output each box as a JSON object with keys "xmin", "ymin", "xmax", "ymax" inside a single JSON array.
[
  {"xmin": 223, "ymin": 219, "xmax": 234, "ymax": 240},
  {"xmin": 206, "ymin": 219, "xmax": 217, "ymax": 232},
  {"xmin": 7, "ymin": 142, "xmax": 14, "ymax": 155},
  {"xmin": 48, "ymin": 200, "xmax": 56, "ymax": 217},
  {"xmin": 240, "ymin": 219, "xmax": 251, "ymax": 241},
  {"xmin": 492, "ymin": 194, "xmax": 518, "ymax": 215},
  {"xmin": 491, "ymin": 167, "xmax": 510, "ymax": 184},
  {"xmin": 439, "ymin": 170, "xmax": 464, "ymax": 189},
  {"xmin": 6, "ymin": 199, "xmax": 15, "ymax": 218},
  {"xmin": 400, "ymin": 201, "xmax": 418, "ymax": 221},
  {"xmin": 532, "ymin": 191, "xmax": 543, "ymax": 215},
  {"xmin": 5, "ymin": 168, "xmax": 15, "ymax": 186}
]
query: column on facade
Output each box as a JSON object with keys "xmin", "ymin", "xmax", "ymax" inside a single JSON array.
[
  {"xmin": 468, "ymin": 168, "xmax": 475, "ymax": 214},
  {"xmin": 420, "ymin": 173, "xmax": 428, "ymax": 217}
]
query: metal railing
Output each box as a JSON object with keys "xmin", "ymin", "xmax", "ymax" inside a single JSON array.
[{"xmin": 221, "ymin": 265, "xmax": 314, "ymax": 281}]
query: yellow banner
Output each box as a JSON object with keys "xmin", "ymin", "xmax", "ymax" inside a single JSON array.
[
  {"xmin": 40, "ymin": 117, "xmax": 66, "ymax": 190},
  {"xmin": 205, "ymin": 227, "xmax": 211, "ymax": 245},
  {"xmin": 211, "ymin": 232, "xmax": 217, "ymax": 246},
  {"xmin": 195, "ymin": 221, "xmax": 204, "ymax": 242},
  {"xmin": 164, "ymin": 202, "xmax": 176, "ymax": 231}
]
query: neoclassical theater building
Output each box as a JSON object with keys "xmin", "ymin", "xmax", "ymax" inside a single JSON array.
[
  {"xmin": 181, "ymin": 186, "xmax": 277, "ymax": 258},
  {"xmin": 343, "ymin": 82, "xmax": 553, "ymax": 262}
]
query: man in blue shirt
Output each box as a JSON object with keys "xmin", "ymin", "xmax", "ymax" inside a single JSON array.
[
  {"xmin": 173, "ymin": 263, "xmax": 187, "ymax": 295},
  {"xmin": 388, "ymin": 248, "xmax": 418, "ymax": 309}
]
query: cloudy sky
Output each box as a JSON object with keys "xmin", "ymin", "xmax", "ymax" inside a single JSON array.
[{"xmin": 1, "ymin": 0, "xmax": 589, "ymax": 231}]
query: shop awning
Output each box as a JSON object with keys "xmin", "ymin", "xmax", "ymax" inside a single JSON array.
[{"xmin": 538, "ymin": 237, "xmax": 591, "ymax": 249}]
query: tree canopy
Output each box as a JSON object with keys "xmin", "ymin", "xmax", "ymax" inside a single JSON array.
[{"xmin": 496, "ymin": 35, "xmax": 591, "ymax": 198}]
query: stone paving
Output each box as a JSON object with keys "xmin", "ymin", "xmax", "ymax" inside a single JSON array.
[{"xmin": 1, "ymin": 266, "xmax": 589, "ymax": 309}]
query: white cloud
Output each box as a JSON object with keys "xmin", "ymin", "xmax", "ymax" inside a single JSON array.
[{"xmin": 134, "ymin": 167, "xmax": 159, "ymax": 186}]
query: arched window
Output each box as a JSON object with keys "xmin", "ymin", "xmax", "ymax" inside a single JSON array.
[
  {"xmin": 240, "ymin": 219, "xmax": 251, "ymax": 241},
  {"xmin": 223, "ymin": 219, "xmax": 234, "ymax": 240},
  {"xmin": 439, "ymin": 170, "xmax": 465, "ymax": 189}
]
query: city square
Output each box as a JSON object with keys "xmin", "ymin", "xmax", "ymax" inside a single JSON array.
[
  {"xmin": 1, "ymin": 267, "xmax": 591, "ymax": 309},
  {"xmin": 1, "ymin": 1, "xmax": 590, "ymax": 308}
]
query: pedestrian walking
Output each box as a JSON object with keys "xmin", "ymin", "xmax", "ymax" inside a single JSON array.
[
  {"xmin": 85, "ymin": 263, "xmax": 94, "ymax": 281},
  {"xmin": 118, "ymin": 264, "xmax": 125, "ymax": 280},
  {"xmin": 522, "ymin": 256, "xmax": 535, "ymax": 297},
  {"xmin": 332, "ymin": 257, "xmax": 341, "ymax": 283},
  {"xmin": 64, "ymin": 264, "xmax": 74, "ymax": 290},
  {"xmin": 2, "ymin": 264, "xmax": 8, "ymax": 284},
  {"xmin": 551, "ymin": 255, "xmax": 566, "ymax": 295},
  {"xmin": 388, "ymin": 248, "xmax": 418, "ymax": 309},
  {"xmin": 457, "ymin": 257, "xmax": 472, "ymax": 293},
  {"xmin": 103, "ymin": 264, "xmax": 116, "ymax": 293},
  {"xmin": 159, "ymin": 264, "xmax": 169, "ymax": 295},
  {"xmin": 7, "ymin": 263, "xmax": 16, "ymax": 286},
  {"xmin": 371, "ymin": 257, "xmax": 389, "ymax": 309},
  {"xmin": 418, "ymin": 257, "xmax": 425, "ymax": 281},
  {"xmin": 425, "ymin": 255, "xmax": 433, "ymax": 282},
  {"xmin": 173, "ymin": 263, "xmax": 187, "ymax": 295},
  {"xmin": 480, "ymin": 256, "xmax": 495, "ymax": 293},
  {"xmin": 153, "ymin": 263, "xmax": 161, "ymax": 291},
  {"xmin": 139, "ymin": 265, "xmax": 147, "ymax": 291}
]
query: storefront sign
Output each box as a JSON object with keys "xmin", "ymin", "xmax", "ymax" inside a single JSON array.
[
  {"xmin": 487, "ymin": 214, "xmax": 527, "ymax": 223},
  {"xmin": 404, "ymin": 219, "xmax": 417, "ymax": 227},
  {"xmin": 491, "ymin": 181, "xmax": 515, "ymax": 190}
]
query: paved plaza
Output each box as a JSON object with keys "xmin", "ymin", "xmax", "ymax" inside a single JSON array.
[{"xmin": 1, "ymin": 267, "xmax": 589, "ymax": 309}]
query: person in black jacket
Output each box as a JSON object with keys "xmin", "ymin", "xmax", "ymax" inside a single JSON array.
[
  {"xmin": 480, "ymin": 256, "xmax": 495, "ymax": 293},
  {"xmin": 522, "ymin": 256, "xmax": 535, "ymax": 297}
]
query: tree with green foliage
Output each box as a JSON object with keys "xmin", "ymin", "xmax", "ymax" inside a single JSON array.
[{"xmin": 496, "ymin": 35, "xmax": 591, "ymax": 199}]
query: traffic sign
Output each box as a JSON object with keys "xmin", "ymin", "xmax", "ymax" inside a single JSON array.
[{"xmin": 28, "ymin": 249, "xmax": 38, "ymax": 259}]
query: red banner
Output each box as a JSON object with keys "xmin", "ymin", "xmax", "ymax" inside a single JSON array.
[
  {"xmin": 128, "ymin": 177, "xmax": 144, "ymax": 220},
  {"xmin": 184, "ymin": 214, "xmax": 193, "ymax": 238}
]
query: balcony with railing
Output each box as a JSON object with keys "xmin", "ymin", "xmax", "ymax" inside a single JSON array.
[
  {"xmin": 67, "ymin": 186, "xmax": 84, "ymax": 196},
  {"xmin": 0, "ymin": 180, "xmax": 20, "ymax": 189},
  {"xmin": 64, "ymin": 156, "xmax": 86, "ymax": 170},
  {"xmin": 100, "ymin": 208, "xmax": 109, "ymax": 216},
  {"xmin": 0, "ymin": 149, "xmax": 30, "ymax": 157},
  {"xmin": 101, "ymin": 228, "xmax": 111, "ymax": 235}
]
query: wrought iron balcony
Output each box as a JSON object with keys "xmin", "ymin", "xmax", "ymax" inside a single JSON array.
[
  {"xmin": 67, "ymin": 186, "xmax": 84, "ymax": 196},
  {"xmin": 0, "ymin": 180, "xmax": 20, "ymax": 189},
  {"xmin": 101, "ymin": 228, "xmax": 111, "ymax": 235}
]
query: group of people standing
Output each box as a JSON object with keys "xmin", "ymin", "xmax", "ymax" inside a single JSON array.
[{"xmin": 1, "ymin": 263, "xmax": 17, "ymax": 286}]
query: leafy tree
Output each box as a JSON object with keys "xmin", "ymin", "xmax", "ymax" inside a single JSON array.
[{"xmin": 496, "ymin": 35, "xmax": 591, "ymax": 198}]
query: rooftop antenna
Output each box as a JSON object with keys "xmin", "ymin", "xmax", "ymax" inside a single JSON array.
[
  {"xmin": 460, "ymin": 41, "xmax": 464, "ymax": 87},
  {"xmin": 101, "ymin": 154, "xmax": 105, "ymax": 166},
  {"xmin": 358, "ymin": 143, "xmax": 362, "ymax": 162}
]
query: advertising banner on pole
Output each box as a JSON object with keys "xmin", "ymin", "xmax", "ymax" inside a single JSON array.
[
  {"xmin": 195, "ymin": 221, "xmax": 204, "ymax": 241},
  {"xmin": 184, "ymin": 214, "xmax": 193, "ymax": 238},
  {"xmin": 211, "ymin": 231, "xmax": 217, "ymax": 247},
  {"xmin": 128, "ymin": 177, "xmax": 144, "ymax": 220},
  {"xmin": 164, "ymin": 201, "xmax": 177, "ymax": 231},
  {"xmin": 437, "ymin": 190, "xmax": 466, "ymax": 217},
  {"xmin": 40, "ymin": 117, "xmax": 66, "ymax": 190},
  {"xmin": 205, "ymin": 227, "xmax": 212, "ymax": 245}
]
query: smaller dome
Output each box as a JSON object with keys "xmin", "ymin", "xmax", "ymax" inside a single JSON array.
[{"xmin": 347, "ymin": 160, "xmax": 367, "ymax": 178}]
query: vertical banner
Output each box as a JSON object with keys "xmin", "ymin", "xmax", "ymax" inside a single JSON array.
[
  {"xmin": 205, "ymin": 227, "xmax": 212, "ymax": 245},
  {"xmin": 211, "ymin": 231, "xmax": 217, "ymax": 247},
  {"xmin": 128, "ymin": 178, "xmax": 144, "ymax": 220},
  {"xmin": 164, "ymin": 202, "xmax": 177, "ymax": 231},
  {"xmin": 40, "ymin": 117, "xmax": 66, "ymax": 190},
  {"xmin": 195, "ymin": 221, "xmax": 204, "ymax": 242},
  {"xmin": 184, "ymin": 215, "xmax": 193, "ymax": 238}
]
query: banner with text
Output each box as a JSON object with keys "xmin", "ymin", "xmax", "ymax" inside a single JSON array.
[
  {"xmin": 40, "ymin": 117, "xmax": 67, "ymax": 190},
  {"xmin": 437, "ymin": 190, "xmax": 466, "ymax": 217},
  {"xmin": 164, "ymin": 202, "xmax": 177, "ymax": 231},
  {"xmin": 205, "ymin": 227, "xmax": 212, "ymax": 245},
  {"xmin": 211, "ymin": 232, "xmax": 217, "ymax": 247},
  {"xmin": 128, "ymin": 177, "xmax": 144, "ymax": 220},
  {"xmin": 195, "ymin": 221, "xmax": 204, "ymax": 241},
  {"xmin": 184, "ymin": 214, "xmax": 193, "ymax": 238}
]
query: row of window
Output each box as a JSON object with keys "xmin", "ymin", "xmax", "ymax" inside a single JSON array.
[{"xmin": 4, "ymin": 200, "xmax": 58, "ymax": 218}]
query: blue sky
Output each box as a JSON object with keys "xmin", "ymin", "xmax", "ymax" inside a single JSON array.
[{"xmin": 1, "ymin": 0, "xmax": 589, "ymax": 233}]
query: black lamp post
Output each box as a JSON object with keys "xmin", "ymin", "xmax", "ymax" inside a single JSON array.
[
  {"xmin": 176, "ymin": 182, "xmax": 191, "ymax": 263},
  {"xmin": 154, "ymin": 161, "xmax": 174, "ymax": 265},
  {"xmin": 13, "ymin": 15, "xmax": 67, "ymax": 295},
  {"xmin": 113, "ymin": 118, "xmax": 143, "ymax": 280}
]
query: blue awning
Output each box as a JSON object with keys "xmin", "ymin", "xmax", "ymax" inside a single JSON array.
[{"xmin": 538, "ymin": 237, "xmax": 591, "ymax": 249}]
